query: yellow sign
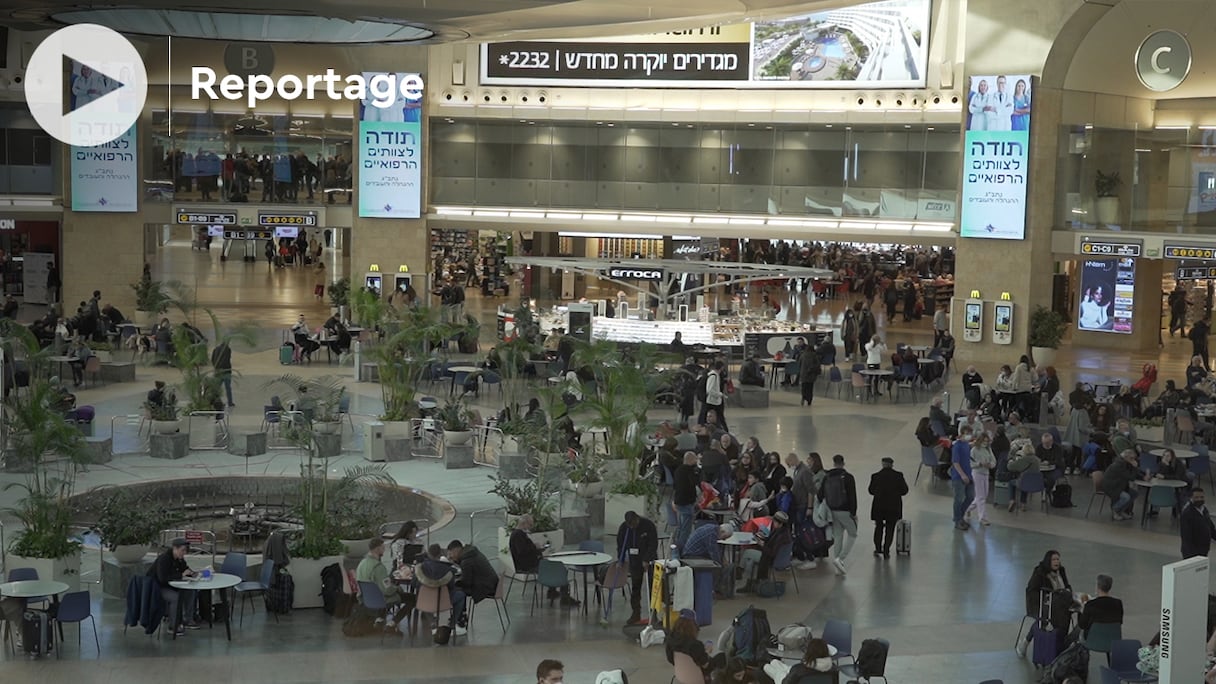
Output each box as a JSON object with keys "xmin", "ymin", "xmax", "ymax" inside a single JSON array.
[
  {"xmin": 369, "ymin": 264, "xmax": 380, "ymax": 272},
  {"xmin": 1000, "ymin": 292, "xmax": 1011, "ymax": 301},
  {"xmin": 1164, "ymin": 245, "xmax": 1216, "ymax": 260},
  {"xmin": 969, "ymin": 290, "xmax": 982, "ymax": 299},
  {"xmin": 398, "ymin": 265, "xmax": 409, "ymax": 273}
]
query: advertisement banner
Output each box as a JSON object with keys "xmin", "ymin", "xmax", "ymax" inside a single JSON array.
[
  {"xmin": 959, "ymin": 74, "xmax": 1032, "ymax": 239},
  {"xmin": 358, "ymin": 71, "xmax": 423, "ymax": 219},
  {"xmin": 1078, "ymin": 257, "xmax": 1135, "ymax": 334},
  {"xmin": 69, "ymin": 60, "xmax": 137, "ymax": 212},
  {"xmin": 481, "ymin": 0, "xmax": 930, "ymax": 89}
]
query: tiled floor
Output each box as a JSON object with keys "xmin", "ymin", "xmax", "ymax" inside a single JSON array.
[{"xmin": 0, "ymin": 249, "xmax": 1201, "ymax": 683}]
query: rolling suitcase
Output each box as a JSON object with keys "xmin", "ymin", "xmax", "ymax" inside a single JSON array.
[
  {"xmin": 1031, "ymin": 623, "xmax": 1060, "ymax": 667},
  {"xmin": 22, "ymin": 610, "xmax": 52, "ymax": 656},
  {"xmin": 895, "ymin": 520, "xmax": 912, "ymax": 555},
  {"xmin": 279, "ymin": 343, "xmax": 296, "ymax": 365}
]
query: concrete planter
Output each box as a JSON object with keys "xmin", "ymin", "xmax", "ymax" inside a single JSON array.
[
  {"xmin": 6, "ymin": 551, "xmax": 83, "ymax": 593},
  {"xmin": 1030, "ymin": 347, "xmax": 1057, "ymax": 369},
  {"xmin": 151, "ymin": 419, "xmax": 181, "ymax": 435},
  {"xmin": 340, "ymin": 538, "xmax": 375, "ymax": 560},
  {"xmin": 443, "ymin": 429, "xmax": 473, "ymax": 446},
  {"xmin": 112, "ymin": 544, "xmax": 150, "ymax": 564},
  {"xmin": 315, "ymin": 421, "xmax": 342, "ymax": 435},
  {"xmin": 289, "ymin": 555, "xmax": 344, "ymax": 609}
]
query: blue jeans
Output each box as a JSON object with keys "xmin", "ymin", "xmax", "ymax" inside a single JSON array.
[
  {"xmin": 219, "ymin": 374, "xmax": 233, "ymax": 406},
  {"xmin": 450, "ymin": 588, "xmax": 467, "ymax": 626},
  {"xmin": 674, "ymin": 504, "xmax": 696, "ymax": 551},
  {"xmin": 951, "ymin": 479, "xmax": 975, "ymax": 523},
  {"xmin": 1112, "ymin": 489, "xmax": 1136, "ymax": 514}
]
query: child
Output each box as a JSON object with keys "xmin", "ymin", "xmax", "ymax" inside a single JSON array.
[{"xmin": 775, "ymin": 476, "xmax": 795, "ymax": 516}]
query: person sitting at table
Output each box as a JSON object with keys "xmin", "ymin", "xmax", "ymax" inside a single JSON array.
[
  {"xmin": 389, "ymin": 521, "xmax": 422, "ymax": 569},
  {"xmin": 738, "ymin": 471, "xmax": 769, "ymax": 520},
  {"xmin": 670, "ymin": 330, "xmax": 687, "ymax": 355},
  {"xmin": 523, "ymin": 397, "xmax": 547, "ymax": 427},
  {"xmin": 509, "ymin": 515, "xmax": 579, "ymax": 607},
  {"xmin": 356, "ymin": 538, "xmax": 407, "ymax": 627},
  {"xmin": 1153, "ymin": 448, "xmax": 1193, "ymax": 516},
  {"xmin": 782, "ymin": 638, "xmax": 840, "ymax": 684},
  {"xmin": 1006, "ymin": 443, "xmax": 1041, "ymax": 512},
  {"xmin": 148, "ymin": 537, "xmax": 200, "ymax": 637},
  {"xmin": 1189, "ymin": 355, "xmax": 1210, "ymax": 390},
  {"xmin": 666, "ymin": 611, "xmax": 720, "ymax": 677},
  {"xmin": 1103, "ymin": 449, "xmax": 1145, "ymax": 522},
  {"xmin": 739, "ymin": 354, "xmax": 765, "ymax": 387},
  {"xmin": 482, "ymin": 345, "xmax": 502, "ymax": 371},
  {"xmin": 739, "ymin": 510, "xmax": 792, "ymax": 594},
  {"xmin": 1036, "ymin": 432, "xmax": 1065, "ymax": 486},
  {"xmin": 1145, "ymin": 380, "xmax": 1186, "ymax": 419},
  {"xmin": 1077, "ymin": 573, "xmax": 1123, "ymax": 642},
  {"xmin": 66, "ymin": 336, "xmax": 92, "ymax": 388},
  {"xmin": 1110, "ymin": 419, "xmax": 1138, "ymax": 459},
  {"xmin": 928, "ymin": 396, "xmax": 954, "ymax": 437},
  {"xmin": 291, "ymin": 314, "xmax": 320, "ymax": 362},
  {"xmin": 446, "ymin": 539, "xmax": 498, "ymax": 635},
  {"xmin": 681, "ymin": 523, "xmax": 731, "ymax": 564}
]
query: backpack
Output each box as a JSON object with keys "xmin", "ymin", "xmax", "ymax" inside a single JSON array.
[
  {"xmin": 1039, "ymin": 641, "xmax": 1090, "ymax": 684},
  {"xmin": 796, "ymin": 525, "xmax": 833, "ymax": 560},
  {"xmin": 341, "ymin": 604, "xmax": 377, "ymax": 637},
  {"xmin": 821, "ymin": 472, "xmax": 849, "ymax": 511},
  {"xmin": 265, "ymin": 567, "xmax": 294, "ymax": 614},
  {"xmin": 776, "ymin": 623, "xmax": 812, "ymax": 652},
  {"xmin": 731, "ymin": 605, "xmax": 772, "ymax": 664},
  {"xmin": 320, "ymin": 563, "xmax": 343, "ymax": 616},
  {"xmin": 696, "ymin": 372, "xmax": 710, "ymax": 403},
  {"xmin": 1050, "ymin": 482, "xmax": 1074, "ymax": 508},
  {"xmin": 855, "ymin": 638, "xmax": 886, "ymax": 677}
]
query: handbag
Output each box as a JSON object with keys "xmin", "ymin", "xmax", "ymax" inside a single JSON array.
[
  {"xmin": 756, "ymin": 579, "xmax": 786, "ymax": 598},
  {"xmin": 725, "ymin": 378, "xmax": 736, "ymax": 394},
  {"xmin": 812, "ymin": 499, "xmax": 832, "ymax": 527}
]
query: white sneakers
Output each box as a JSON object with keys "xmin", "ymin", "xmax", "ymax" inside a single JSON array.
[
  {"xmin": 455, "ymin": 626, "xmax": 468, "ymax": 637},
  {"xmin": 795, "ymin": 560, "xmax": 818, "ymax": 570},
  {"xmin": 832, "ymin": 558, "xmax": 847, "ymax": 575}
]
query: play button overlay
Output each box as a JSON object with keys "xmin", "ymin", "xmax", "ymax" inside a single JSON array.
[{"xmin": 24, "ymin": 24, "xmax": 147, "ymax": 147}]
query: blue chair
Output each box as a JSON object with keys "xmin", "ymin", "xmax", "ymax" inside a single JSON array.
[
  {"xmin": 827, "ymin": 366, "xmax": 844, "ymax": 398},
  {"xmin": 578, "ymin": 540, "xmax": 605, "ymax": 553},
  {"xmin": 219, "ymin": 552, "xmax": 248, "ymax": 578},
  {"xmin": 260, "ymin": 405, "xmax": 282, "ymax": 435},
  {"xmin": 1098, "ymin": 667, "xmax": 1119, "ymax": 684},
  {"xmin": 771, "ymin": 542, "xmax": 799, "ymax": 594},
  {"xmin": 839, "ymin": 637, "xmax": 889, "ymax": 683},
  {"xmin": 338, "ymin": 394, "xmax": 354, "ymax": 432},
  {"xmin": 6, "ymin": 567, "xmax": 48, "ymax": 607},
  {"xmin": 482, "ymin": 370, "xmax": 503, "ymax": 397},
  {"xmin": 821, "ymin": 618, "xmax": 854, "ymax": 665},
  {"xmin": 1017, "ymin": 471, "xmax": 1048, "ymax": 513},
  {"xmin": 357, "ymin": 580, "xmax": 391, "ymax": 644},
  {"xmin": 1109, "ymin": 639, "xmax": 1155, "ymax": 682},
  {"xmin": 1144, "ymin": 485, "xmax": 1179, "ymax": 527},
  {"xmin": 235, "ymin": 559, "xmax": 276, "ymax": 626},
  {"xmin": 56, "ymin": 590, "xmax": 99, "ymax": 654},
  {"xmin": 916, "ymin": 445, "xmax": 939, "ymax": 485},
  {"xmin": 1190, "ymin": 444, "xmax": 1213, "ymax": 492},
  {"xmin": 533, "ymin": 559, "xmax": 573, "ymax": 616},
  {"xmin": 1138, "ymin": 452, "xmax": 1158, "ymax": 476},
  {"xmin": 1082, "ymin": 622, "xmax": 1121, "ymax": 664}
]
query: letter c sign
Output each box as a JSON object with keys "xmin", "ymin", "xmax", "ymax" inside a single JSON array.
[{"xmin": 1136, "ymin": 30, "xmax": 1191, "ymax": 92}]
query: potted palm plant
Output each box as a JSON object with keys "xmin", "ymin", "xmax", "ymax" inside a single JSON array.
[
  {"xmin": 96, "ymin": 488, "xmax": 180, "ymax": 563},
  {"xmin": 1, "ymin": 323, "xmax": 88, "ymax": 590},
  {"xmin": 146, "ymin": 395, "xmax": 181, "ymax": 434},
  {"xmin": 438, "ymin": 397, "xmax": 475, "ymax": 446},
  {"xmin": 130, "ymin": 278, "xmax": 181, "ymax": 328},
  {"xmin": 328, "ymin": 277, "xmax": 351, "ymax": 322},
  {"xmin": 1094, "ymin": 169, "xmax": 1122, "ymax": 225},
  {"xmin": 489, "ymin": 472, "xmax": 563, "ymax": 571},
  {"xmin": 1028, "ymin": 305, "xmax": 1067, "ymax": 368}
]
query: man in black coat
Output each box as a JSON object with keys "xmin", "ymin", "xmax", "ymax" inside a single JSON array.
[
  {"xmin": 868, "ymin": 457, "xmax": 909, "ymax": 558},
  {"xmin": 1180, "ymin": 487, "xmax": 1216, "ymax": 559},
  {"xmin": 617, "ymin": 511, "xmax": 659, "ymax": 625},
  {"xmin": 447, "ymin": 540, "xmax": 498, "ymax": 632},
  {"xmin": 147, "ymin": 537, "xmax": 199, "ymax": 636}
]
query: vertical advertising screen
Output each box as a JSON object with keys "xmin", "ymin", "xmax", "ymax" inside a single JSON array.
[
  {"xmin": 959, "ymin": 74, "xmax": 1032, "ymax": 239},
  {"xmin": 358, "ymin": 72, "xmax": 423, "ymax": 219},
  {"xmin": 1078, "ymin": 257, "xmax": 1135, "ymax": 334},
  {"xmin": 69, "ymin": 60, "xmax": 138, "ymax": 212}
]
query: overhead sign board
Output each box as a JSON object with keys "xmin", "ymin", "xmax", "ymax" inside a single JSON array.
[
  {"xmin": 1080, "ymin": 238, "xmax": 1142, "ymax": 257},
  {"xmin": 1164, "ymin": 244, "xmax": 1216, "ymax": 260},
  {"xmin": 603, "ymin": 267, "xmax": 665, "ymax": 281},
  {"xmin": 176, "ymin": 210, "xmax": 238, "ymax": 225},
  {"xmin": 1177, "ymin": 265, "xmax": 1216, "ymax": 280},
  {"xmin": 223, "ymin": 229, "xmax": 277, "ymax": 240},
  {"xmin": 257, "ymin": 211, "xmax": 317, "ymax": 228},
  {"xmin": 481, "ymin": 0, "xmax": 930, "ymax": 89}
]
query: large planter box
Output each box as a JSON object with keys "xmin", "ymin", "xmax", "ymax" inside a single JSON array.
[
  {"xmin": 499, "ymin": 449, "xmax": 528, "ymax": 478},
  {"xmin": 443, "ymin": 443, "xmax": 476, "ymax": 469},
  {"xmin": 1137, "ymin": 426, "xmax": 1165, "ymax": 444},
  {"xmin": 100, "ymin": 361, "xmax": 136, "ymax": 383},
  {"xmin": 150, "ymin": 432, "xmax": 189, "ymax": 459},
  {"xmin": 496, "ymin": 526, "xmax": 565, "ymax": 574},
  {"xmin": 6, "ymin": 551, "xmax": 83, "ymax": 593},
  {"xmin": 314, "ymin": 433, "xmax": 342, "ymax": 459},
  {"xmin": 288, "ymin": 555, "xmax": 344, "ymax": 609}
]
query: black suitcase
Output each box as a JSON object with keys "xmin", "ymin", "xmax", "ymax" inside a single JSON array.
[
  {"xmin": 895, "ymin": 520, "xmax": 912, "ymax": 555},
  {"xmin": 22, "ymin": 610, "xmax": 52, "ymax": 656}
]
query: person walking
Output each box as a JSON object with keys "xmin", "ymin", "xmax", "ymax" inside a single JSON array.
[
  {"xmin": 211, "ymin": 340, "xmax": 234, "ymax": 408},
  {"xmin": 951, "ymin": 426, "xmax": 976, "ymax": 530},
  {"xmin": 933, "ymin": 303, "xmax": 949, "ymax": 347},
  {"xmin": 798, "ymin": 348, "xmax": 821, "ymax": 407},
  {"xmin": 1180, "ymin": 487, "xmax": 1216, "ymax": 559},
  {"xmin": 786, "ymin": 452, "xmax": 815, "ymax": 538},
  {"xmin": 868, "ymin": 456, "xmax": 908, "ymax": 558},
  {"xmin": 818, "ymin": 454, "xmax": 857, "ymax": 575},
  {"xmin": 698, "ymin": 360, "xmax": 728, "ymax": 432},
  {"xmin": 1169, "ymin": 285, "xmax": 1189, "ymax": 337},
  {"xmin": 965, "ymin": 431, "xmax": 996, "ymax": 526},
  {"xmin": 1191, "ymin": 316, "xmax": 1212, "ymax": 371}
]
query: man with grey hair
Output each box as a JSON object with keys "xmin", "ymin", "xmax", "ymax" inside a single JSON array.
[
  {"xmin": 508, "ymin": 514, "xmax": 578, "ymax": 607},
  {"xmin": 1101, "ymin": 449, "xmax": 1144, "ymax": 521},
  {"xmin": 1078, "ymin": 573, "xmax": 1123, "ymax": 640},
  {"xmin": 681, "ymin": 523, "xmax": 733, "ymax": 564}
]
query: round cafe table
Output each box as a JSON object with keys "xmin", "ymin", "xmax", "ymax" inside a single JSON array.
[
  {"xmin": 1149, "ymin": 447, "xmax": 1199, "ymax": 461},
  {"xmin": 718, "ymin": 531, "xmax": 758, "ymax": 565},
  {"xmin": 767, "ymin": 644, "xmax": 838, "ymax": 661},
  {"xmin": 1, "ymin": 580, "xmax": 71, "ymax": 652},
  {"xmin": 1133, "ymin": 479, "xmax": 1189, "ymax": 527},
  {"xmin": 763, "ymin": 358, "xmax": 796, "ymax": 389},
  {"xmin": 549, "ymin": 551, "xmax": 613, "ymax": 615},
  {"xmin": 859, "ymin": 369, "xmax": 894, "ymax": 402},
  {"xmin": 171, "ymin": 573, "xmax": 242, "ymax": 641}
]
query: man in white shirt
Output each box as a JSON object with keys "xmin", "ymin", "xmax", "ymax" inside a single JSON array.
[
  {"xmin": 968, "ymin": 79, "xmax": 995, "ymax": 131},
  {"xmin": 698, "ymin": 360, "xmax": 728, "ymax": 432},
  {"xmin": 992, "ymin": 75, "xmax": 1014, "ymax": 131}
]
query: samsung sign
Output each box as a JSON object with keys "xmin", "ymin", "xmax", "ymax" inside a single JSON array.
[{"xmin": 604, "ymin": 267, "xmax": 665, "ymax": 281}]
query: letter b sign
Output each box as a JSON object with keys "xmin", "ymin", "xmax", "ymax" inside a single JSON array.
[{"xmin": 223, "ymin": 43, "xmax": 275, "ymax": 78}]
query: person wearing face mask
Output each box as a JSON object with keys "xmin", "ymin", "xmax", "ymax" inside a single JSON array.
[{"xmin": 1181, "ymin": 487, "xmax": 1216, "ymax": 560}]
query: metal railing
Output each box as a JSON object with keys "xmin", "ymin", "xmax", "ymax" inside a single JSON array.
[
  {"xmin": 71, "ymin": 523, "xmax": 102, "ymax": 585},
  {"xmin": 473, "ymin": 425, "xmax": 504, "ymax": 468},
  {"xmin": 469, "ymin": 506, "xmax": 505, "ymax": 546},
  {"xmin": 187, "ymin": 411, "xmax": 230, "ymax": 450},
  {"xmin": 159, "ymin": 529, "xmax": 218, "ymax": 568},
  {"xmin": 410, "ymin": 418, "xmax": 442, "ymax": 459},
  {"xmin": 111, "ymin": 414, "xmax": 148, "ymax": 455}
]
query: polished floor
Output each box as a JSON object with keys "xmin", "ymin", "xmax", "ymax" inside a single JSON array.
[{"xmin": 0, "ymin": 250, "xmax": 1202, "ymax": 683}]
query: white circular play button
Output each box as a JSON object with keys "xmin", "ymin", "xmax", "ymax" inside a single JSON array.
[{"xmin": 24, "ymin": 24, "xmax": 147, "ymax": 147}]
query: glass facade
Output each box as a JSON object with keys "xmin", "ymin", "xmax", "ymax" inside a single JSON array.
[
  {"xmin": 1057, "ymin": 125, "xmax": 1216, "ymax": 234},
  {"xmin": 431, "ymin": 119, "xmax": 960, "ymax": 219},
  {"xmin": 143, "ymin": 111, "xmax": 353, "ymax": 203},
  {"xmin": 0, "ymin": 103, "xmax": 55, "ymax": 194}
]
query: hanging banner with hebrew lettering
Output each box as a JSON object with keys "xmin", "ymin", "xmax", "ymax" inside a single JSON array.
[
  {"xmin": 960, "ymin": 74, "xmax": 1033, "ymax": 240},
  {"xmin": 69, "ymin": 59, "xmax": 138, "ymax": 212},
  {"xmin": 358, "ymin": 71, "xmax": 423, "ymax": 219}
]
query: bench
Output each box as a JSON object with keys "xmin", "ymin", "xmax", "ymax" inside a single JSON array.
[
  {"xmin": 150, "ymin": 432, "xmax": 189, "ymax": 460},
  {"xmin": 228, "ymin": 432, "xmax": 268, "ymax": 457},
  {"xmin": 100, "ymin": 361, "xmax": 137, "ymax": 383},
  {"xmin": 83, "ymin": 436, "xmax": 113, "ymax": 464},
  {"xmin": 730, "ymin": 385, "xmax": 770, "ymax": 409}
]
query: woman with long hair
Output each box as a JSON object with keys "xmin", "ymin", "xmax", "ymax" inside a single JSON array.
[{"xmin": 782, "ymin": 638, "xmax": 839, "ymax": 683}]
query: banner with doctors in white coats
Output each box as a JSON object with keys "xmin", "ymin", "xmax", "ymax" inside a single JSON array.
[
  {"xmin": 960, "ymin": 74, "xmax": 1033, "ymax": 239},
  {"xmin": 69, "ymin": 60, "xmax": 138, "ymax": 212},
  {"xmin": 358, "ymin": 72, "xmax": 423, "ymax": 219}
]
